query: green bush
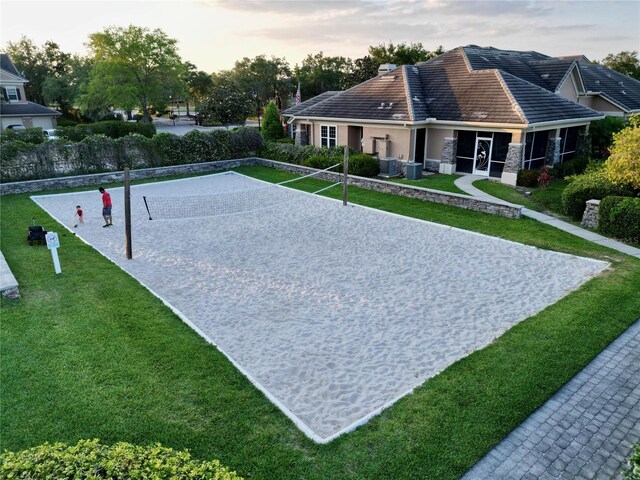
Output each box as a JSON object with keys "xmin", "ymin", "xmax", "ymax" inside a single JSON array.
[
  {"xmin": 0, "ymin": 127, "xmax": 46, "ymax": 145},
  {"xmin": 261, "ymin": 101, "xmax": 283, "ymax": 141},
  {"xmin": 561, "ymin": 170, "xmax": 634, "ymax": 220},
  {"xmin": 551, "ymin": 157, "xmax": 590, "ymax": 178},
  {"xmin": 623, "ymin": 442, "xmax": 640, "ymax": 480},
  {"xmin": 58, "ymin": 121, "xmax": 156, "ymax": 141},
  {"xmin": 517, "ymin": 169, "xmax": 541, "ymax": 188},
  {"xmin": 589, "ymin": 116, "xmax": 628, "ymax": 159},
  {"xmin": 598, "ymin": 196, "xmax": 640, "ymax": 244},
  {"xmin": 348, "ymin": 153, "xmax": 379, "ymax": 177},
  {"xmin": 0, "ymin": 439, "xmax": 243, "ymax": 480},
  {"xmin": 302, "ymin": 155, "xmax": 341, "ymax": 170},
  {"xmin": 260, "ymin": 142, "xmax": 343, "ymax": 165},
  {"xmin": 0, "ymin": 129, "xmax": 265, "ymax": 182}
]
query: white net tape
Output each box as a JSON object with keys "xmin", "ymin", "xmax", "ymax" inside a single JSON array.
[{"xmin": 143, "ymin": 166, "xmax": 343, "ymax": 220}]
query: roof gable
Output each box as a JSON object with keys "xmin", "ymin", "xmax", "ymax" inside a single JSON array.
[
  {"xmin": 0, "ymin": 54, "xmax": 26, "ymax": 81},
  {"xmin": 579, "ymin": 63, "xmax": 640, "ymax": 112}
]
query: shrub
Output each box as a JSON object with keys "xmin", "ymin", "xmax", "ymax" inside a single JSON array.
[
  {"xmin": 551, "ymin": 156, "xmax": 590, "ymax": 178},
  {"xmin": 0, "ymin": 439, "xmax": 243, "ymax": 480},
  {"xmin": 561, "ymin": 170, "xmax": 634, "ymax": 220},
  {"xmin": 228, "ymin": 127, "xmax": 264, "ymax": 157},
  {"xmin": 589, "ymin": 116, "xmax": 628, "ymax": 159},
  {"xmin": 517, "ymin": 169, "xmax": 541, "ymax": 188},
  {"xmin": 605, "ymin": 114, "xmax": 640, "ymax": 190},
  {"xmin": 348, "ymin": 153, "xmax": 379, "ymax": 177},
  {"xmin": 623, "ymin": 442, "xmax": 640, "ymax": 480},
  {"xmin": 598, "ymin": 196, "xmax": 640, "ymax": 244},
  {"xmin": 58, "ymin": 121, "xmax": 156, "ymax": 141},
  {"xmin": 261, "ymin": 101, "xmax": 283, "ymax": 141},
  {"xmin": 302, "ymin": 155, "xmax": 342, "ymax": 170},
  {"xmin": 537, "ymin": 165, "xmax": 553, "ymax": 189},
  {"xmin": 260, "ymin": 142, "xmax": 343, "ymax": 165}
]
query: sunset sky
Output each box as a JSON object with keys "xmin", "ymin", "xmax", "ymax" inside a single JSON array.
[{"xmin": 2, "ymin": 0, "xmax": 639, "ymax": 73}]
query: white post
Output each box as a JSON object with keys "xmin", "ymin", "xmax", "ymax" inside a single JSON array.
[{"xmin": 45, "ymin": 232, "xmax": 62, "ymax": 274}]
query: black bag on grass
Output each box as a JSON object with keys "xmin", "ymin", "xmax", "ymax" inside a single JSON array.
[{"xmin": 27, "ymin": 226, "xmax": 47, "ymax": 246}]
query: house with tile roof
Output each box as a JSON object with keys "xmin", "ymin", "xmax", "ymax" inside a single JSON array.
[
  {"xmin": 0, "ymin": 53, "xmax": 61, "ymax": 131},
  {"xmin": 283, "ymin": 46, "xmax": 640, "ymax": 185}
]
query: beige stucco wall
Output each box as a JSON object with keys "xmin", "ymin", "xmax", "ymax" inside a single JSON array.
[
  {"xmin": 362, "ymin": 126, "xmax": 412, "ymax": 160},
  {"xmin": 426, "ymin": 128, "xmax": 454, "ymax": 161},
  {"xmin": 578, "ymin": 96, "xmax": 625, "ymax": 116},
  {"xmin": 557, "ymin": 73, "xmax": 580, "ymax": 103}
]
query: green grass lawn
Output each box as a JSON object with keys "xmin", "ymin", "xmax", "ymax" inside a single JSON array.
[
  {"xmin": 390, "ymin": 174, "xmax": 468, "ymax": 195},
  {"xmin": 472, "ymin": 178, "xmax": 568, "ymax": 216},
  {"xmin": 2, "ymin": 165, "xmax": 639, "ymax": 479}
]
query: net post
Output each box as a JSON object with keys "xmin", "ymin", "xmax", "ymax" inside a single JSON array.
[
  {"xmin": 343, "ymin": 148, "xmax": 349, "ymax": 206},
  {"xmin": 124, "ymin": 167, "xmax": 132, "ymax": 260}
]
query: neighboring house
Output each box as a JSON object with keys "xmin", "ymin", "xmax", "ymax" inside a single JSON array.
[
  {"xmin": 0, "ymin": 53, "xmax": 61, "ymax": 131},
  {"xmin": 283, "ymin": 46, "xmax": 640, "ymax": 185}
]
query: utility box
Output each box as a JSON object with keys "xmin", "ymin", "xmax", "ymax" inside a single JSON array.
[
  {"xmin": 405, "ymin": 162, "xmax": 422, "ymax": 180},
  {"xmin": 379, "ymin": 157, "xmax": 398, "ymax": 177}
]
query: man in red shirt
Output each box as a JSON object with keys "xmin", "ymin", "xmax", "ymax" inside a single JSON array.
[{"xmin": 98, "ymin": 187, "xmax": 113, "ymax": 227}]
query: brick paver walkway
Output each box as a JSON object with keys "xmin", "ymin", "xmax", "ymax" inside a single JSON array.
[{"xmin": 463, "ymin": 320, "xmax": 640, "ymax": 479}]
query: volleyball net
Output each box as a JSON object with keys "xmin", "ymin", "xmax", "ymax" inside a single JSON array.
[{"xmin": 143, "ymin": 164, "xmax": 345, "ymax": 221}]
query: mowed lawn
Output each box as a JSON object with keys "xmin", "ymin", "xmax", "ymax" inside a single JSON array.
[{"xmin": 2, "ymin": 165, "xmax": 639, "ymax": 480}]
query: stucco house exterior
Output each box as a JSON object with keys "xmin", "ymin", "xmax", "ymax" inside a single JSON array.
[
  {"xmin": 283, "ymin": 46, "xmax": 640, "ymax": 185},
  {"xmin": 0, "ymin": 53, "xmax": 61, "ymax": 131}
]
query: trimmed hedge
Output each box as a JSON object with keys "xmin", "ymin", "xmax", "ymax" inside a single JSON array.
[
  {"xmin": 0, "ymin": 439, "xmax": 243, "ymax": 479},
  {"xmin": 0, "ymin": 128, "xmax": 264, "ymax": 182},
  {"xmin": 516, "ymin": 169, "xmax": 541, "ymax": 188},
  {"xmin": 561, "ymin": 171, "xmax": 634, "ymax": 220},
  {"xmin": 59, "ymin": 121, "xmax": 157, "ymax": 141},
  {"xmin": 551, "ymin": 157, "xmax": 590, "ymax": 179},
  {"xmin": 259, "ymin": 143, "xmax": 379, "ymax": 177},
  {"xmin": 598, "ymin": 196, "xmax": 640, "ymax": 244}
]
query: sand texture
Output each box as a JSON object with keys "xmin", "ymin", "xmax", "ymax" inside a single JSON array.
[{"xmin": 32, "ymin": 172, "xmax": 609, "ymax": 442}]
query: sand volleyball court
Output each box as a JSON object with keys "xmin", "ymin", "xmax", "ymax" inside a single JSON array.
[{"xmin": 32, "ymin": 172, "xmax": 608, "ymax": 442}]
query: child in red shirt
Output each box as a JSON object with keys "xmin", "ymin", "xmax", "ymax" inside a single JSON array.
[{"xmin": 73, "ymin": 205, "xmax": 84, "ymax": 227}]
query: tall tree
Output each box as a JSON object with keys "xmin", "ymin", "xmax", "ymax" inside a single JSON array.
[
  {"xmin": 42, "ymin": 55, "xmax": 93, "ymax": 116},
  {"xmin": 261, "ymin": 101, "xmax": 283, "ymax": 141},
  {"xmin": 198, "ymin": 76, "xmax": 253, "ymax": 128},
  {"xmin": 231, "ymin": 55, "xmax": 291, "ymax": 111},
  {"xmin": 294, "ymin": 52, "xmax": 351, "ymax": 98},
  {"xmin": 183, "ymin": 61, "xmax": 213, "ymax": 117},
  {"xmin": 4, "ymin": 36, "xmax": 71, "ymax": 105},
  {"xmin": 85, "ymin": 25, "xmax": 186, "ymax": 122},
  {"xmin": 344, "ymin": 55, "xmax": 379, "ymax": 89},
  {"xmin": 368, "ymin": 42, "xmax": 430, "ymax": 66},
  {"xmin": 599, "ymin": 51, "xmax": 640, "ymax": 80}
]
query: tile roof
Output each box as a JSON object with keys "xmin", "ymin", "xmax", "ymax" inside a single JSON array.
[
  {"xmin": 580, "ymin": 63, "xmax": 640, "ymax": 112},
  {"xmin": 282, "ymin": 91, "xmax": 340, "ymax": 116},
  {"xmin": 284, "ymin": 46, "xmax": 605, "ymax": 126},
  {"xmin": 0, "ymin": 101, "xmax": 62, "ymax": 117}
]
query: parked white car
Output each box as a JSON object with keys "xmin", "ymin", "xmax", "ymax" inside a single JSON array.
[{"xmin": 43, "ymin": 129, "xmax": 59, "ymax": 140}]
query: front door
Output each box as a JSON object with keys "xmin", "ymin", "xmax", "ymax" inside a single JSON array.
[{"xmin": 473, "ymin": 137, "xmax": 492, "ymax": 176}]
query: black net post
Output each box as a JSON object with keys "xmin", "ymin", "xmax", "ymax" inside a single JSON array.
[{"xmin": 124, "ymin": 167, "xmax": 132, "ymax": 260}]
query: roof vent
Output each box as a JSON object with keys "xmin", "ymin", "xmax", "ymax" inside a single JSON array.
[
  {"xmin": 411, "ymin": 66, "xmax": 418, "ymax": 73},
  {"xmin": 378, "ymin": 63, "xmax": 398, "ymax": 73},
  {"xmin": 622, "ymin": 90, "xmax": 627, "ymax": 95},
  {"xmin": 619, "ymin": 81, "xmax": 624, "ymax": 86},
  {"xmin": 595, "ymin": 80, "xmax": 600, "ymax": 85},
  {"xmin": 540, "ymin": 73, "xmax": 550, "ymax": 79},
  {"xmin": 391, "ymin": 113, "xmax": 405, "ymax": 119},
  {"xmin": 377, "ymin": 102, "xmax": 385, "ymax": 109},
  {"xmin": 385, "ymin": 102, "xmax": 394, "ymax": 109},
  {"xmin": 413, "ymin": 96, "xmax": 421, "ymax": 102}
]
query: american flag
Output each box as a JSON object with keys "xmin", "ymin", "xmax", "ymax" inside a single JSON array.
[{"xmin": 295, "ymin": 83, "xmax": 301, "ymax": 105}]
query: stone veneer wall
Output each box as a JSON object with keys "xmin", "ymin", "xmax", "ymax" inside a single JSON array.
[
  {"xmin": 439, "ymin": 137, "xmax": 457, "ymax": 174},
  {"xmin": 546, "ymin": 137, "xmax": 562, "ymax": 165},
  {"xmin": 1, "ymin": 157, "xmax": 522, "ymax": 219},
  {"xmin": 501, "ymin": 143, "xmax": 524, "ymax": 186},
  {"xmin": 581, "ymin": 199, "xmax": 600, "ymax": 229}
]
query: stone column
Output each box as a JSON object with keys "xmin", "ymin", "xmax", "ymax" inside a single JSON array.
[
  {"xmin": 501, "ymin": 142, "xmax": 524, "ymax": 186},
  {"xmin": 439, "ymin": 137, "xmax": 457, "ymax": 174},
  {"xmin": 295, "ymin": 124, "xmax": 308, "ymax": 146},
  {"xmin": 546, "ymin": 137, "xmax": 562, "ymax": 165},
  {"xmin": 581, "ymin": 199, "xmax": 600, "ymax": 229}
]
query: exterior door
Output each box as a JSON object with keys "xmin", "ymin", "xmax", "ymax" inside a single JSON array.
[{"xmin": 473, "ymin": 137, "xmax": 492, "ymax": 176}]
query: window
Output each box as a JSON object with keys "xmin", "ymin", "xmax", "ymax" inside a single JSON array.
[
  {"xmin": 559, "ymin": 127, "xmax": 580, "ymax": 162},
  {"xmin": 320, "ymin": 125, "xmax": 337, "ymax": 148},
  {"xmin": 5, "ymin": 87, "xmax": 19, "ymax": 101},
  {"xmin": 522, "ymin": 130, "xmax": 550, "ymax": 170}
]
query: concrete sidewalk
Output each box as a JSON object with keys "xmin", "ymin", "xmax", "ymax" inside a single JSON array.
[{"xmin": 454, "ymin": 175, "xmax": 640, "ymax": 259}]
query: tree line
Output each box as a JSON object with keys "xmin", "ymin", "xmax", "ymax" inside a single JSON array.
[{"xmin": 3, "ymin": 25, "xmax": 639, "ymax": 128}]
